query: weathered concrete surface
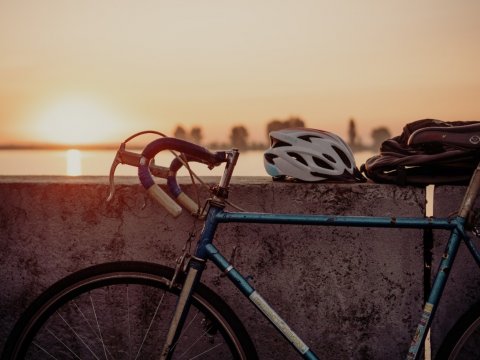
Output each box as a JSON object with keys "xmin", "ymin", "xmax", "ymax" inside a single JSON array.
[
  {"xmin": 0, "ymin": 176, "xmax": 425, "ymax": 359},
  {"xmin": 431, "ymin": 186, "xmax": 480, "ymax": 356}
]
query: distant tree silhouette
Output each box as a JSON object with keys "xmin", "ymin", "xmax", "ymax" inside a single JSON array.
[
  {"xmin": 266, "ymin": 120, "xmax": 284, "ymax": 137},
  {"xmin": 230, "ymin": 125, "xmax": 249, "ymax": 150},
  {"xmin": 348, "ymin": 118, "xmax": 357, "ymax": 147},
  {"xmin": 174, "ymin": 125, "xmax": 188, "ymax": 140},
  {"xmin": 190, "ymin": 126, "xmax": 203, "ymax": 144},
  {"xmin": 371, "ymin": 127, "xmax": 391, "ymax": 150},
  {"xmin": 266, "ymin": 116, "xmax": 306, "ymax": 140},
  {"xmin": 284, "ymin": 116, "xmax": 305, "ymax": 128}
]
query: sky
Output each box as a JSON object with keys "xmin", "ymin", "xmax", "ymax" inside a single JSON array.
[{"xmin": 0, "ymin": 0, "xmax": 479, "ymax": 146}]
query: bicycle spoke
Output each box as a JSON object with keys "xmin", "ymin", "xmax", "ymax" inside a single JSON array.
[
  {"xmin": 177, "ymin": 316, "xmax": 224, "ymax": 359},
  {"xmin": 46, "ymin": 327, "xmax": 81, "ymax": 360},
  {"xmin": 133, "ymin": 291, "xmax": 167, "ymax": 360},
  {"xmin": 169, "ymin": 308, "xmax": 201, "ymax": 354},
  {"xmin": 71, "ymin": 299, "xmax": 115, "ymax": 360},
  {"xmin": 89, "ymin": 294, "xmax": 109, "ymax": 360},
  {"xmin": 73, "ymin": 301, "xmax": 102, "ymax": 339},
  {"xmin": 57, "ymin": 311, "xmax": 101, "ymax": 360},
  {"xmin": 32, "ymin": 341, "xmax": 59, "ymax": 360},
  {"xmin": 188, "ymin": 343, "xmax": 224, "ymax": 360}
]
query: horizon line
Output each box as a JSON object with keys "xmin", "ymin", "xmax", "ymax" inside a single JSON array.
[{"xmin": 0, "ymin": 142, "xmax": 123, "ymax": 151}]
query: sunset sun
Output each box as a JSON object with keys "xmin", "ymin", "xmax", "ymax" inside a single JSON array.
[{"xmin": 32, "ymin": 96, "xmax": 125, "ymax": 145}]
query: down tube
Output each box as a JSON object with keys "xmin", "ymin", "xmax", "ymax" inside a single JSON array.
[{"xmin": 205, "ymin": 243, "xmax": 320, "ymax": 360}]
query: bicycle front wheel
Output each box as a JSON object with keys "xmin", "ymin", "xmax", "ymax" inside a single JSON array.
[
  {"xmin": 436, "ymin": 301, "xmax": 480, "ymax": 360},
  {"xmin": 2, "ymin": 261, "xmax": 257, "ymax": 360}
]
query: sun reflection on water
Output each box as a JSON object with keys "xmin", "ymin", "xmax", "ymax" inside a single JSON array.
[{"xmin": 66, "ymin": 149, "xmax": 82, "ymax": 176}]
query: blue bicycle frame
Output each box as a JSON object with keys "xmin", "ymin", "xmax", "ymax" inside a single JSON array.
[
  {"xmin": 191, "ymin": 206, "xmax": 471, "ymax": 360},
  {"xmin": 129, "ymin": 138, "xmax": 480, "ymax": 360}
]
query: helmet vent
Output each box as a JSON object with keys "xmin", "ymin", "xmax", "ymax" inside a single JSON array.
[
  {"xmin": 272, "ymin": 140, "xmax": 291, "ymax": 148},
  {"xmin": 312, "ymin": 156, "xmax": 334, "ymax": 170},
  {"xmin": 298, "ymin": 135, "xmax": 322, "ymax": 142},
  {"xmin": 311, "ymin": 171, "xmax": 326, "ymax": 178},
  {"xmin": 287, "ymin": 152, "xmax": 308, "ymax": 166},
  {"xmin": 323, "ymin": 154, "xmax": 336, "ymax": 163},
  {"xmin": 332, "ymin": 146, "xmax": 352, "ymax": 168},
  {"xmin": 264, "ymin": 153, "xmax": 278, "ymax": 165}
]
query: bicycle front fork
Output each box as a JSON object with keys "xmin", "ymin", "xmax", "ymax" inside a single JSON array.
[{"xmin": 161, "ymin": 258, "xmax": 206, "ymax": 360}]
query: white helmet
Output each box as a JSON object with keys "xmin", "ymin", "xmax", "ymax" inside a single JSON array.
[{"xmin": 264, "ymin": 128, "xmax": 365, "ymax": 182}]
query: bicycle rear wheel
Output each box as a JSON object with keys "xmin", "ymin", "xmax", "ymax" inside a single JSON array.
[
  {"xmin": 2, "ymin": 261, "xmax": 257, "ymax": 360},
  {"xmin": 436, "ymin": 301, "xmax": 480, "ymax": 360}
]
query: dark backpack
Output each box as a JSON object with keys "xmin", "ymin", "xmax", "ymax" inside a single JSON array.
[{"xmin": 361, "ymin": 119, "xmax": 480, "ymax": 185}]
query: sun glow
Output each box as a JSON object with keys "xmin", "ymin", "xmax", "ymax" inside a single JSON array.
[
  {"xmin": 31, "ymin": 96, "xmax": 125, "ymax": 145},
  {"xmin": 66, "ymin": 149, "xmax": 82, "ymax": 176}
]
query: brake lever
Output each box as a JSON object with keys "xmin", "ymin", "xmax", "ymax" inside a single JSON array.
[{"xmin": 106, "ymin": 148, "xmax": 122, "ymax": 202}]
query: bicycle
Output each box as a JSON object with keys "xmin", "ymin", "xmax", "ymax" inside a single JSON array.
[{"xmin": 2, "ymin": 127, "xmax": 480, "ymax": 360}]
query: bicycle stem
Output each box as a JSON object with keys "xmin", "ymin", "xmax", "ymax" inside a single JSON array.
[{"xmin": 218, "ymin": 149, "xmax": 239, "ymax": 192}]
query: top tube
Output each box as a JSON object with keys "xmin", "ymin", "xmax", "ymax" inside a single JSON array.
[{"xmin": 214, "ymin": 210, "xmax": 458, "ymax": 230}]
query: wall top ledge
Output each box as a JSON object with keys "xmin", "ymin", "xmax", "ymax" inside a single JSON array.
[{"xmin": 0, "ymin": 175, "xmax": 429, "ymax": 189}]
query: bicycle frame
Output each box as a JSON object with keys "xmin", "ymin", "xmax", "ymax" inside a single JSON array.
[
  {"xmin": 205, "ymin": 211, "xmax": 468, "ymax": 359},
  {"xmin": 163, "ymin": 206, "xmax": 480, "ymax": 358},
  {"xmin": 138, "ymin": 143, "xmax": 480, "ymax": 360}
]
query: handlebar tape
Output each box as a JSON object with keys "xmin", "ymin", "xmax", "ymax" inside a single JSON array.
[
  {"xmin": 138, "ymin": 137, "xmax": 226, "ymax": 216},
  {"xmin": 167, "ymin": 156, "xmax": 202, "ymax": 215}
]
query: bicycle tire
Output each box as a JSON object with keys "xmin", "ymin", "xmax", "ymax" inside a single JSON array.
[
  {"xmin": 2, "ymin": 261, "xmax": 258, "ymax": 360},
  {"xmin": 436, "ymin": 301, "xmax": 480, "ymax": 360}
]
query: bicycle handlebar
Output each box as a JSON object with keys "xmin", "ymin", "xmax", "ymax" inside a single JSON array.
[
  {"xmin": 167, "ymin": 156, "xmax": 205, "ymax": 215},
  {"xmin": 107, "ymin": 143, "xmax": 170, "ymax": 203},
  {"xmin": 138, "ymin": 137, "xmax": 227, "ymax": 217}
]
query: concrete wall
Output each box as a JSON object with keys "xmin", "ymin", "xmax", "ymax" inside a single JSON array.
[{"xmin": 0, "ymin": 176, "xmax": 426, "ymax": 359}]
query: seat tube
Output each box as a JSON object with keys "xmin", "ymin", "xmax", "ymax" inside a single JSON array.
[
  {"xmin": 407, "ymin": 222, "xmax": 465, "ymax": 359},
  {"xmin": 459, "ymin": 162, "xmax": 480, "ymax": 218},
  {"xmin": 408, "ymin": 164, "xmax": 480, "ymax": 359}
]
